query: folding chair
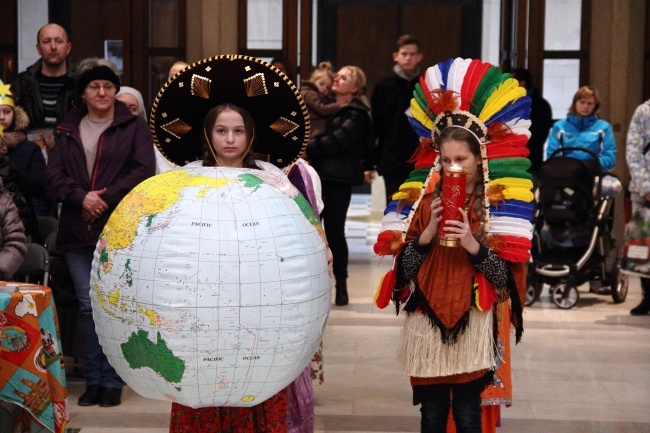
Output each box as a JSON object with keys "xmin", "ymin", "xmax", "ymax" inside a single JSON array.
[
  {"xmin": 37, "ymin": 216, "xmax": 58, "ymax": 245},
  {"xmin": 14, "ymin": 243, "xmax": 50, "ymax": 286}
]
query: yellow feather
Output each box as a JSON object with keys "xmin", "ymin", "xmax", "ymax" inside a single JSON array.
[
  {"xmin": 410, "ymin": 99, "xmax": 435, "ymax": 129},
  {"xmin": 478, "ymin": 78, "xmax": 526, "ymax": 121}
]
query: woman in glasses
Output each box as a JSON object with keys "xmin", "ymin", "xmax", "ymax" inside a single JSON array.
[{"xmin": 46, "ymin": 57, "xmax": 155, "ymax": 408}]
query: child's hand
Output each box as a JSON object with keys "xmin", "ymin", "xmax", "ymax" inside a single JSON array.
[
  {"xmin": 444, "ymin": 208, "xmax": 479, "ymax": 254},
  {"xmin": 418, "ymin": 197, "xmax": 442, "ymax": 245}
]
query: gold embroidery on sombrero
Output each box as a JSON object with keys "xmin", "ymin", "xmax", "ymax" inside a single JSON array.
[{"xmin": 190, "ymin": 75, "xmax": 211, "ymax": 99}]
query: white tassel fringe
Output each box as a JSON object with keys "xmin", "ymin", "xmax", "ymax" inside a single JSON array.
[{"xmin": 397, "ymin": 309, "xmax": 496, "ymax": 377}]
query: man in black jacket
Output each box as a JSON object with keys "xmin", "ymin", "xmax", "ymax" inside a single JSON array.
[
  {"xmin": 12, "ymin": 23, "xmax": 78, "ymax": 130},
  {"xmin": 369, "ymin": 34, "xmax": 423, "ymax": 201}
]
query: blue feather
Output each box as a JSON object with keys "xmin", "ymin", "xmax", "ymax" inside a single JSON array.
[
  {"xmin": 438, "ymin": 58, "xmax": 455, "ymax": 90},
  {"xmin": 407, "ymin": 117, "xmax": 432, "ymax": 139},
  {"xmin": 385, "ymin": 201, "xmax": 413, "ymax": 216},
  {"xmin": 485, "ymin": 96, "xmax": 532, "ymax": 125}
]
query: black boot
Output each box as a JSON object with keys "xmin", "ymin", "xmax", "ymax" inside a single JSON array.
[
  {"xmin": 631, "ymin": 279, "xmax": 650, "ymax": 315},
  {"xmin": 335, "ymin": 278, "xmax": 348, "ymax": 306}
]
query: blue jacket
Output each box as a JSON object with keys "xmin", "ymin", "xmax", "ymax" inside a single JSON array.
[{"xmin": 545, "ymin": 113, "xmax": 616, "ymax": 171}]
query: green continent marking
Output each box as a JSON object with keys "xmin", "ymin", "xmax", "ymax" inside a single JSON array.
[
  {"xmin": 121, "ymin": 330, "xmax": 185, "ymax": 384},
  {"xmin": 122, "ymin": 258, "xmax": 133, "ymax": 287},
  {"xmin": 238, "ymin": 173, "xmax": 264, "ymax": 192},
  {"xmin": 293, "ymin": 193, "xmax": 319, "ymax": 225}
]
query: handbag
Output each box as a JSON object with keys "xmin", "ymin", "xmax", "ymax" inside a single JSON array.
[{"xmin": 620, "ymin": 200, "xmax": 650, "ymax": 277}]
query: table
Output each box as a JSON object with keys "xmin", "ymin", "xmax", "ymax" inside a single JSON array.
[{"xmin": 0, "ymin": 283, "xmax": 68, "ymax": 433}]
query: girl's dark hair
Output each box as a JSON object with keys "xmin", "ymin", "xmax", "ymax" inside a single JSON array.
[
  {"xmin": 202, "ymin": 104, "xmax": 257, "ymax": 167},
  {"xmin": 433, "ymin": 126, "xmax": 487, "ymax": 244}
]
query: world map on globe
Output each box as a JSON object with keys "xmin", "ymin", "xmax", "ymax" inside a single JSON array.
[{"xmin": 90, "ymin": 167, "xmax": 331, "ymax": 408}]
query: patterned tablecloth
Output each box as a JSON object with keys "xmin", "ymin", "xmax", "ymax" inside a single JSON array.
[{"xmin": 0, "ymin": 283, "xmax": 68, "ymax": 432}]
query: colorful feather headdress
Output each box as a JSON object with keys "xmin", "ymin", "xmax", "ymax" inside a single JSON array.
[{"xmin": 374, "ymin": 58, "xmax": 534, "ymax": 270}]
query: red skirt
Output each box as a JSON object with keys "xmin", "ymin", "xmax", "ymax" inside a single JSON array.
[{"xmin": 169, "ymin": 390, "xmax": 287, "ymax": 433}]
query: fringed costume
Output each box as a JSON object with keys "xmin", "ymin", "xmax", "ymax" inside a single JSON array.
[{"xmin": 372, "ymin": 57, "xmax": 534, "ymax": 431}]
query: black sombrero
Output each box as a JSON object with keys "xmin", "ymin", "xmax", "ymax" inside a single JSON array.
[{"xmin": 150, "ymin": 54, "xmax": 310, "ymax": 168}]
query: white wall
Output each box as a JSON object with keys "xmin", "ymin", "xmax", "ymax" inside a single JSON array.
[
  {"xmin": 17, "ymin": 0, "xmax": 49, "ymax": 73},
  {"xmin": 481, "ymin": 0, "xmax": 501, "ymax": 65}
]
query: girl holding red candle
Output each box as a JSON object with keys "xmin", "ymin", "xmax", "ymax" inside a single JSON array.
[{"xmin": 384, "ymin": 58, "xmax": 532, "ymax": 433}]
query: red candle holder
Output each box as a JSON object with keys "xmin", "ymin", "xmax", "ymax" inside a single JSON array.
[{"xmin": 439, "ymin": 165, "xmax": 466, "ymax": 247}]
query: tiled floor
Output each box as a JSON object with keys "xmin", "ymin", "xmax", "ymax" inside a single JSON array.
[{"xmin": 62, "ymin": 196, "xmax": 650, "ymax": 432}]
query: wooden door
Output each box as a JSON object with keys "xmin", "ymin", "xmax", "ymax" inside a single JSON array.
[{"xmin": 318, "ymin": 1, "xmax": 482, "ymax": 94}]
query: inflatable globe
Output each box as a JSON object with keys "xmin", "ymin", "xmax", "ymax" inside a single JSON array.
[{"xmin": 90, "ymin": 167, "xmax": 331, "ymax": 408}]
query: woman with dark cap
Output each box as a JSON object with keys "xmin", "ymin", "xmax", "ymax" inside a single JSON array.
[{"xmin": 46, "ymin": 57, "xmax": 155, "ymax": 407}]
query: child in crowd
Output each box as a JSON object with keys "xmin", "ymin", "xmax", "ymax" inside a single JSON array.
[
  {"xmin": 0, "ymin": 80, "xmax": 44, "ymax": 239},
  {"xmin": 0, "ymin": 126, "xmax": 27, "ymax": 280},
  {"xmin": 300, "ymin": 61, "xmax": 341, "ymax": 140}
]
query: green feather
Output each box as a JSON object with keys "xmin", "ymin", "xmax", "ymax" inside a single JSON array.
[{"xmin": 470, "ymin": 67, "xmax": 508, "ymax": 116}]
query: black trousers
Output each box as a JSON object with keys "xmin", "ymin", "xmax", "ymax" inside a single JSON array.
[{"xmin": 320, "ymin": 181, "xmax": 352, "ymax": 281}]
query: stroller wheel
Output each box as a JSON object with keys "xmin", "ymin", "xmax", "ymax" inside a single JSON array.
[
  {"xmin": 611, "ymin": 267, "xmax": 628, "ymax": 303},
  {"xmin": 525, "ymin": 280, "xmax": 542, "ymax": 307},
  {"xmin": 550, "ymin": 283, "xmax": 579, "ymax": 309}
]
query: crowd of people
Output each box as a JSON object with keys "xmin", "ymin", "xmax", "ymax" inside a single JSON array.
[{"xmin": 1, "ymin": 21, "xmax": 649, "ymax": 433}]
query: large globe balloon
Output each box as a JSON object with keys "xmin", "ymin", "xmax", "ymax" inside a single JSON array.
[{"xmin": 90, "ymin": 167, "xmax": 331, "ymax": 408}]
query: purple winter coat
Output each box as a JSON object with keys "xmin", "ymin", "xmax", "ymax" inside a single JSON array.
[{"xmin": 46, "ymin": 100, "xmax": 155, "ymax": 250}]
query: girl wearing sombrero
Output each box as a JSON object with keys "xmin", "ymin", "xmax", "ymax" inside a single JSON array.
[{"xmin": 151, "ymin": 55, "xmax": 324, "ymax": 433}]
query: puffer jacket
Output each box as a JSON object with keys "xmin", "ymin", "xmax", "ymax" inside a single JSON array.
[
  {"xmin": 0, "ymin": 177, "xmax": 27, "ymax": 279},
  {"xmin": 306, "ymin": 95, "xmax": 372, "ymax": 185},
  {"xmin": 546, "ymin": 113, "xmax": 617, "ymax": 171},
  {"xmin": 46, "ymin": 100, "xmax": 156, "ymax": 250},
  {"xmin": 11, "ymin": 58, "xmax": 79, "ymax": 129}
]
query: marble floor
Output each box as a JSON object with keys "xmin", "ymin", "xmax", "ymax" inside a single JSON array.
[{"xmin": 63, "ymin": 196, "xmax": 650, "ymax": 433}]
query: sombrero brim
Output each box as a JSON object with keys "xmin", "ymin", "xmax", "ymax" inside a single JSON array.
[{"xmin": 150, "ymin": 55, "xmax": 310, "ymax": 168}]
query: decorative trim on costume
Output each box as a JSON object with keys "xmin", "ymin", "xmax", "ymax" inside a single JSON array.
[{"xmin": 397, "ymin": 310, "xmax": 496, "ymax": 377}]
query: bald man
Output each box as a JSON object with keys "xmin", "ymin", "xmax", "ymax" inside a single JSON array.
[
  {"xmin": 167, "ymin": 60, "xmax": 188, "ymax": 80},
  {"xmin": 12, "ymin": 23, "xmax": 79, "ymax": 129}
]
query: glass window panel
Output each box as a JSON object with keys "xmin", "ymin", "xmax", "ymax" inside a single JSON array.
[
  {"xmin": 544, "ymin": 0, "xmax": 581, "ymax": 50},
  {"xmin": 543, "ymin": 59, "xmax": 580, "ymax": 119},
  {"xmin": 149, "ymin": 56, "xmax": 179, "ymax": 108},
  {"xmin": 150, "ymin": 0, "xmax": 179, "ymax": 47},
  {"xmin": 247, "ymin": 0, "xmax": 283, "ymax": 49}
]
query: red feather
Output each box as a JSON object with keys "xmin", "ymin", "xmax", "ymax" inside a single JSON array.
[
  {"xmin": 420, "ymin": 76, "xmax": 434, "ymax": 106},
  {"xmin": 474, "ymin": 272, "xmax": 497, "ymax": 311},
  {"xmin": 408, "ymin": 137, "xmax": 436, "ymax": 163},
  {"xmin": 429, "ymin": 89, "xmax": 459, "ymax": 115},
  {"xmin": 374, "ymin": 231, "xmax": 404, "ymax": 256},
  {"xmin": 459, "ymin": 59, "xmax": 481, "ymax": 110},
  {"xmin": 461, "ymin": 61, "xmax": 491, "ymax": 110},
  {"xmin": 374, "ymin": 269, "xmax": 396, "ymax": 309}
]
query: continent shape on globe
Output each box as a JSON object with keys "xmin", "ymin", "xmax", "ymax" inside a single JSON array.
[{"xmin": 90, "ymin": 167, "xmax": 331, "ymax": 408}]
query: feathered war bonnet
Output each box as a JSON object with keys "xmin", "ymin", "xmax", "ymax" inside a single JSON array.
[
  {"xmin": 150, "ymin": 55, "xmax": 310, "ymax": 169},
  {"xmin": 374, "ymin": 58, "xmax": 535, "ymax": 265}
]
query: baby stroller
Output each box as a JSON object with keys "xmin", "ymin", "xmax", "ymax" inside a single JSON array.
[{"xmin": 526, "ymin": 147, "xmax": 628, "ymax": 309}]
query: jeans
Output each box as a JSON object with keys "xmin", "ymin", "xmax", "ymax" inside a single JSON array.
[
  {"xmin": 65, "ymin": 247, "xmax": 123, "ymax": 389},
  {"xmin": 417, "ymin": 379, "xmax": 483, "ymax": 433}
]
